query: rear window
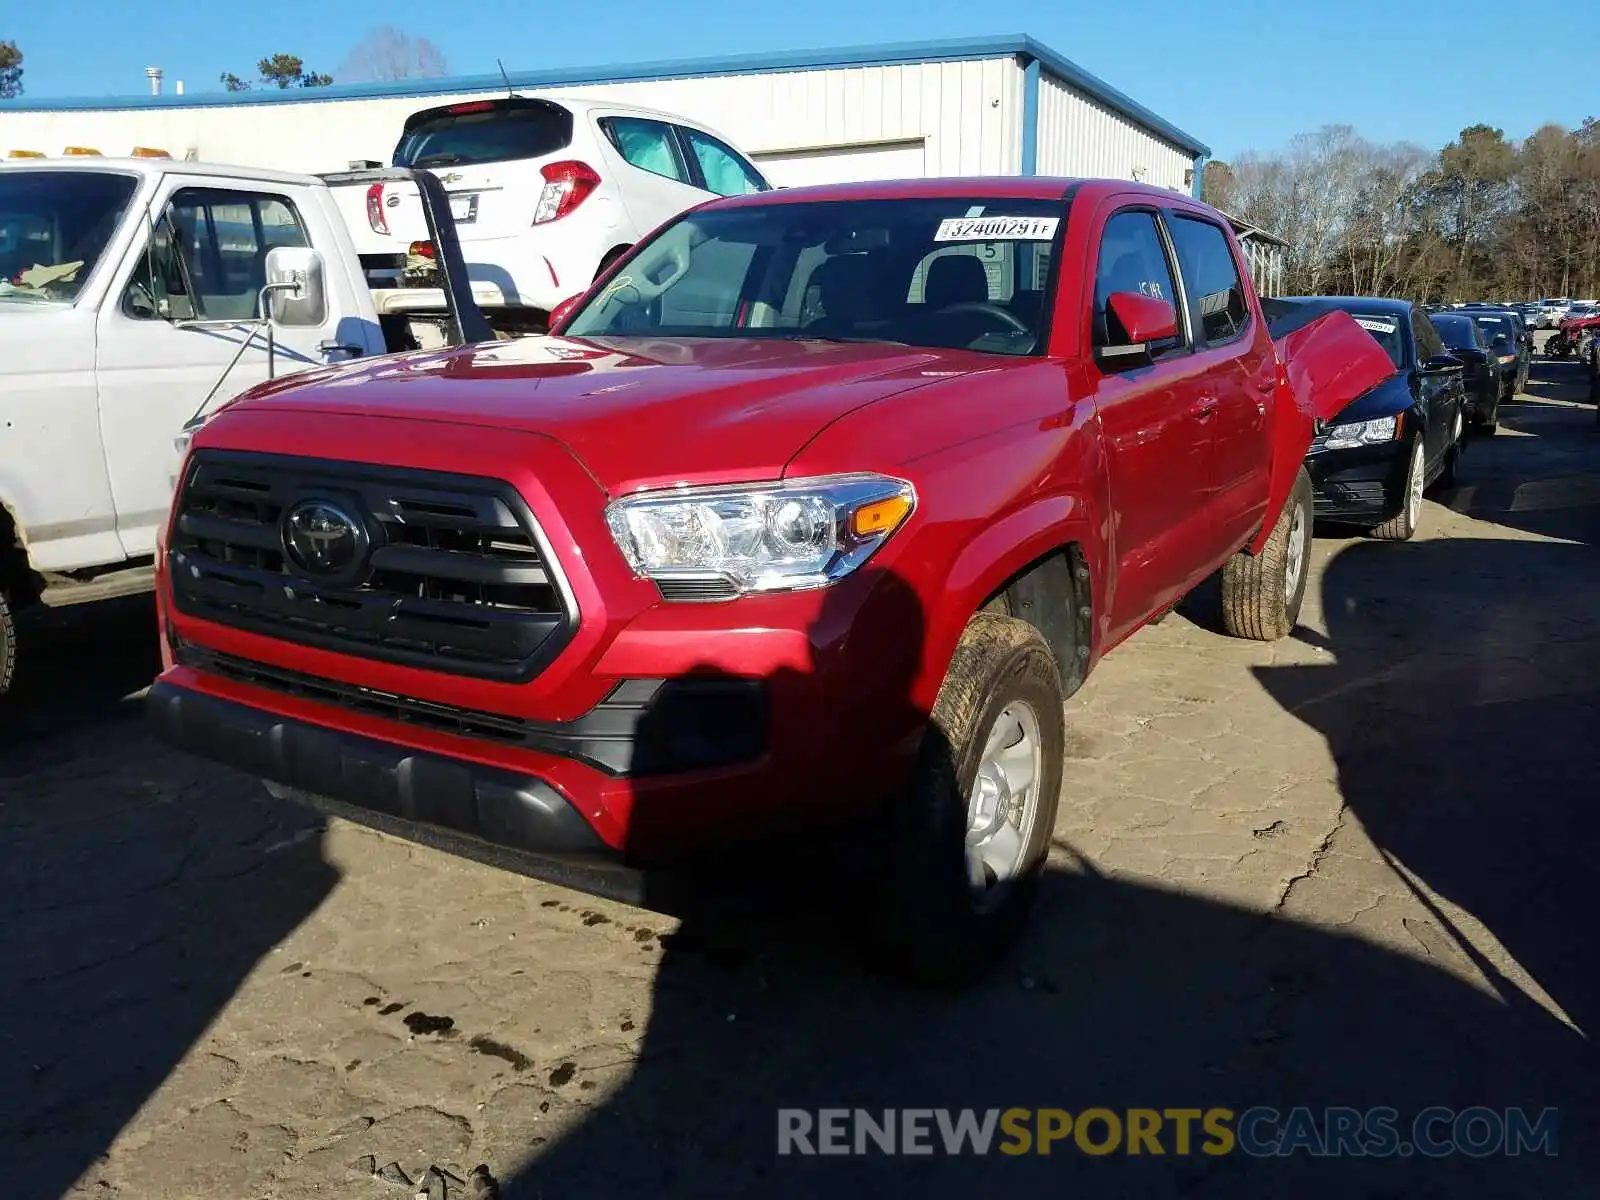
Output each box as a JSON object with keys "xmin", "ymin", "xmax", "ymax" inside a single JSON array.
[{"xmin": 393, "ymin": 100, "xmax": 574, "ymax": 168}]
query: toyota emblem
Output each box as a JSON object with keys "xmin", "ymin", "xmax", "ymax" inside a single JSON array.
[{"xmin": 283, "ymin": 499, "xmax": 368, "ymax": 579}]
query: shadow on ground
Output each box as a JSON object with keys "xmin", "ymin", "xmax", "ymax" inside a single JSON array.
[
  {"xmin": 493, "ymin": 381, "xmax": 1598, "ymax": 1195},
  {"xmin": 0, "ymin": 594, "xmax": 338, "ymax": 1197}
]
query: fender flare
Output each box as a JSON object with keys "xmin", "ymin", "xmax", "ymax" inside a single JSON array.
[{"xmin": 920, "ymin": 492, "xmax": 1104, "ymax": 700}]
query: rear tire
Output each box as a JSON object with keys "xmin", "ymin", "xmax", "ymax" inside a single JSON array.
[
  {"xmin": 873, "ymin": 613, "xmax": 1064, "ymax": 988},
  {"xmin": 0, "ymin": 589, "xmax": 16, "ymax": 700},
  {"xmin": 1220, "ymin": 466, "xmax": 1312, "ymax": 641}
]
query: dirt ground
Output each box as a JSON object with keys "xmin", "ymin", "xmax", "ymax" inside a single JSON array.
[{"xmin": 2, "ymin": 348, "xmax": 1597, "ymax": 1198}]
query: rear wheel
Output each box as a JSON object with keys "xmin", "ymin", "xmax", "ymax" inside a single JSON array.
[
  {"xmin": 873, "ymin": 613, "xmax": 1064, "ymax": 987},
  {"xmin": 1371, "ymin": 436, "xmax": 1425, "ymax": 542},
  {"xmin": 1219, "ymin": 466, "xmax": 1312, "ymax": 641}
]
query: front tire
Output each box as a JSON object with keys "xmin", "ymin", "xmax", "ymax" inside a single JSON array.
[
  {"xmin": 0, "ymin": 589, "xmax": 15, "ymax": 699},
  {"xmin": 1436, "ymin": 409, "xmax": 1463, "ymax": 489},
  {"xmin": 1220, "ymin": 466, "xmax": 1312, "ymax": 642},
  {"xmin": 873, "ymin": 613, "xmax": 1064, "ymax": 987},
  {"xmin": 1370, "ymin": 435, "xmax": 1425, "ymax": 542}
]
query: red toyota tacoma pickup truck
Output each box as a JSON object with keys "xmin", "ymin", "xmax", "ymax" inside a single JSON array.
[{"xmin": 149, "ymin": 178, "xmax": 1393, "ymax": 984}]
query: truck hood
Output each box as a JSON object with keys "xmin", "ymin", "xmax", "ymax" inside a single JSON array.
[{"xmin": 227, "ymin": 334, "xmax": 996, "ymax": 494}]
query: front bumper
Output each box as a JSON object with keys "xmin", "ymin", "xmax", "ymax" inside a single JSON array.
[
  {"xmin": 1306, "ymin": 438, "xmax": 1410, "ymax": 524},
  {"xmin": 147, "ymin": 680, "xmax": 657, "ymax": 903}
]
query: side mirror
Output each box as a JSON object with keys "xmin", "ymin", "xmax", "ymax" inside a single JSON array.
[
  {"xmin": 1097, "ymin": 291, "xmax": 1179, "ymax": 367},
  {"xmin": 264, "ymin": 245, "xmax": 327, "ymax": 327},
  {"xmin": 1108, "ymin": 291, "xmax": 1179, "ymax": 343},
  {"xmin": 548, "ymin": 292, "xmax": 585, "ymax": 333},
  {"xmin": 1422, "ymin": 353, "xmax": 1463, "ymax": 374}
]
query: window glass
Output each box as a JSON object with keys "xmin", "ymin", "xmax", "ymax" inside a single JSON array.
[
  {"xmin": 1093, "ymin": 210, "xmax": 1180, "ymax": 349},
  {"xmin": 128, "ymin": 189, "xmax": 308, "ymax": 321},
  {"xmin": 604, "ymin": 117, "xmax": 690, "ymax": 184},
  {"xmin": 1345, "ymin": 312, "xmax": 1406, "ymax": 369},
  {"xmin": 680, "ymin": 128, "xmax": 768, "ymax": 197},
  {"xmin": 392, "ymin": 100, "xmax": 574, "ymax": 167},
  {"xmin": 0, "ymin": 169, "xmax": 139, "ymax": 304},
  {"xmin": 1166, "ymin": 214, "xmax": 1249, "ymax": 344},
  {"xmin": 565, "ymin": 196, "xmax": 1066, "ymax": 356},
  {"xmin": 1413, "ymin": 308, "xmax": 1445, "ymax": 361}
]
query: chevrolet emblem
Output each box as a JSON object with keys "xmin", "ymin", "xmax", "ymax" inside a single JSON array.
[{"xmin": 440, "ymin": 172, "xmax": 463, "ymax": 184}]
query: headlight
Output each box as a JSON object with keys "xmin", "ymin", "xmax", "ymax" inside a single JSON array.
[
  {"xmin": 605, "ymin": 473, "xmax": 915, "ymax": 597},
  {"xmin": 1324, "ymin": 414, "xmax": 1401, "ymax": 450}
]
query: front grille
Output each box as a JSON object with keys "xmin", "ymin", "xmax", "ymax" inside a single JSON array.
[{"xmin": 169, "ymin": 450, "xmax": 576, "ymax": 681}]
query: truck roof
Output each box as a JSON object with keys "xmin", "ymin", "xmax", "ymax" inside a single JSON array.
[
  {"xmin": 0, "ymin": 155, "xmax": 324, "ymax": 188},
  {"xmin": 707, "ymin": 177, "xmax": 1203, "ymax": 207}
]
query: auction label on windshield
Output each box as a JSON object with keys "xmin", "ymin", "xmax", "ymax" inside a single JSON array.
[
  {"xmin": 1353, "ymin": 316, "xmax": 1398, "ymax": 334},
  {"xmin": 935, "ymin": 216, "xmax": 1060, "ymax": 242}
]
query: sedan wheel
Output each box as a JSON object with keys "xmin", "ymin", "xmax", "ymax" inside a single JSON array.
[{"xmin": 1371, "ymin": 437, "xmax": 1424, "ymax": 542}]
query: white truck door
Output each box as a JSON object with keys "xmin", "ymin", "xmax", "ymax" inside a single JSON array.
[{"xmin": 93, "ymin": 179, "xmax": 347, "ymax": 559}]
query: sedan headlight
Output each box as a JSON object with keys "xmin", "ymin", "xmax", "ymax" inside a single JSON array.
[
  {"xmin": 1323, "ymin": 414, "xmax": 1402, "ymax": 450},
  {"xmin": 605, "ymin": 473, "xmax": 915, "ymax": 597}
]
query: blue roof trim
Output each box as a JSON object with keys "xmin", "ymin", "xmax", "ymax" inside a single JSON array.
[
  {"xmin": 1015, "ymin": 36, "xmax": 1210, "ymax": 159},
  {"xmin": 1019, "ymin": 57, "xmax": 1040, "ymax": 176},
  {"xmin": 0, "ymin": 33, "xmax": 1210, "ymax": 158}
]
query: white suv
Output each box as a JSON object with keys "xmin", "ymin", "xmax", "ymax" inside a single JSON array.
[{"xmin": 339, "ymin": 95, "xmax": 772, "ymax": 320}]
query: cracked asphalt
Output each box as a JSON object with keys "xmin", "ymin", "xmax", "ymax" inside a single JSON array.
[{"xmin": 2, "ymin": 349, "xmax": 1596, "ymax": 1198}]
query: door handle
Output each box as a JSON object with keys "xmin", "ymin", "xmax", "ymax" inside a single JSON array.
[{"xmin": 1191, "ymin": 397, "xmax": 1220, "ymax": 420}]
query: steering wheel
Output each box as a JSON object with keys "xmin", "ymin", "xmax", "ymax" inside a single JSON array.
[{"xmin": 936, "ymin": 300, "xmax": 1030, "ymax": 335}]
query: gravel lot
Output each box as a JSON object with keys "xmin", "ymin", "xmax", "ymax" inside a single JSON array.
[{"xmin": 3, "ymin": 349, "xmax": 1596, "ymax": 1198}]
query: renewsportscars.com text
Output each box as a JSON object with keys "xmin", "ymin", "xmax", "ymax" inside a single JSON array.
[{"xmin": 777, "ymin": 1106, "xmax": 1559, "ymax": 1158}]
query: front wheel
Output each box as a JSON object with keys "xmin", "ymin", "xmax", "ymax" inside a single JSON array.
[
  {"xmin": 1370, "ymin": 436, "xmax": 1425, "ymax": 542},
  {"xmin": 1220, "ymin": 466, "xmax": 1312, "ymax": 641},
  {"xmin": 0, "ymin": 589, "xmax": 15, "ymax": 699},
  {"xmin": 1436, "ymin": 409, "xmax": 1464, "ymax": 489},
  {"xmin": 873, "ymin": 613, "xmax": 1065, "ymax": 987}
]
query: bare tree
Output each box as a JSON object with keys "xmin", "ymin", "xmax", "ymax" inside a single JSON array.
[{"xmin": 340, "ymin": 26, "xmax": 449, "ymax": 83}]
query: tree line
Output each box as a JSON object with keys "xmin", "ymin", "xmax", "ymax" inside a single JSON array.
[
  {"xmin": 0, "ymin": 27, "xmax": 447, "ymax": 101},
  {"xmin": 1203, "ymin": 120, "xmax": 1600, "ymax": 303}
]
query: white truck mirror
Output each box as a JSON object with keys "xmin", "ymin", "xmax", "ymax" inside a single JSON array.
[{"xmin": 265, "ymin": 246, "xmax": 327, "ymax": 327}]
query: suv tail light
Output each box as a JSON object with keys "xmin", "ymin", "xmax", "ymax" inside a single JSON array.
[
  {"xmin": 366, "ymin": 183, "xmax": 389, "ymax": 235},
  {"xmin": 534, "ymin": 160, "xmax": 601, "ymax": 225}
]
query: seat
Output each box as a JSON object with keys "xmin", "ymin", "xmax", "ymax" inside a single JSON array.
[
  {"xmin": 925, "ymin": 254, "xmax": 990, "ymax": 309},
  {"xmin": 802, "ymin": 254, "xmax": 883, "ymax": 337}
]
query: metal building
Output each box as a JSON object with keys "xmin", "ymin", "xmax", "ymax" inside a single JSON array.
[
  {"xmin": 0, "ymin": 36, "xmax": 1209, "ymax": 194},
  {"xmin": 1224, "ymin": 213, "xmax": 1288, "ymax": 298}
]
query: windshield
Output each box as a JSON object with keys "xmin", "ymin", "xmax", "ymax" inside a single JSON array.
[
  {"xmin": 0, "ymin": 169, "xmax": 139, "ymax": 303},
  {"xmin": 1346, "ymin": 312, "xmax": 1408, "ymax": 369},
  {"xmin": 563, "ymin": 197, "xmax": 1065, "ymax": 356},
  {"xmin": 393, "ymin": 99, "xmax": 574, "ymax": 168},
  {"xmin": 1432, "ymin": 315, "xmax": 1480, "ymax": 349}
]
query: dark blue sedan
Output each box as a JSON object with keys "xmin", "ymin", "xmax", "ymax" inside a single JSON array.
[{"xmin": 1267, "ymin": 297, "xmax": 1469, "ymax": 541}]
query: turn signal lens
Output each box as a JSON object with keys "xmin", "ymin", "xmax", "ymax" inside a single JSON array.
[
  {"xmin": 62, "ymin": 146, "xmax": 101, "ymax": 156},
  {"xmin": 850, "ymin": 494, "xmax": 914, "ymax": 539}
]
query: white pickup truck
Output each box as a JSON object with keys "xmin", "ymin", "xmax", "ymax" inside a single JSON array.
[{"xmin": 0, "ymin": 155, "xmax": 486, "ymax": 696}]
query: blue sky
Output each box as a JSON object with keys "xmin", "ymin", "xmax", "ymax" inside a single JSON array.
[{"xmin": 2, "ymin": 0, "xmax": 1593, "ymax": 159}]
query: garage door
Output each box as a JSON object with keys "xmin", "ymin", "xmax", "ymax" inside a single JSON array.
[{"xmin": 753, "ymin": 140, "xmax": 927, "ymax": 188}]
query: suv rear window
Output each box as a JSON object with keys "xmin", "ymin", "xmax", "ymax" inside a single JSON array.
[{"xmin": 392, "ymin": 99, "xmax": 574, "ymax": 168}]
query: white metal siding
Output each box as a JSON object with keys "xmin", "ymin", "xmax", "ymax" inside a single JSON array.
[
  {"xmin": 0, "ymin": 59, "xmax": 1025, "ymax": 182},
  {"xmin": 1034, "ymin": 71, "xmax": 1193, "ymax": 191}
]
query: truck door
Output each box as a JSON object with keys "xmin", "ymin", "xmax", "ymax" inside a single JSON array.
[
  {"xmin": 1087, "ymin": 206, "xmax": 1218, "ymax": 640},
  {"xmin": 1162, "ymin": 209, "xmax": 1272, "ymax": 551},
  {"xmin": 93, "ymin": 182, "xmax": 344, "ymax": 559}
]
